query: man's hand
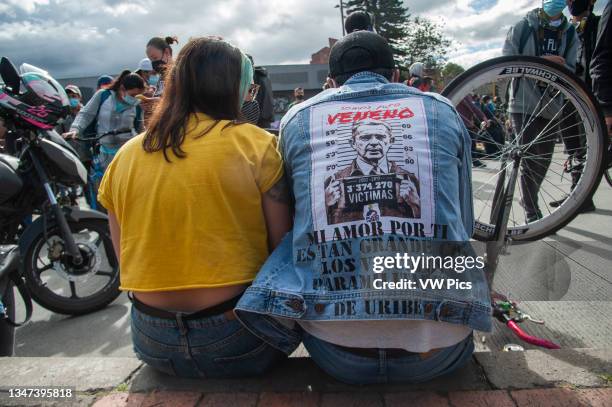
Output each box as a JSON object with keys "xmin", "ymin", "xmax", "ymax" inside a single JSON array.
[
  {"xmin": 62, "ymin": 130, "xmax": 77, "ymax": 140},
  {"xmin": 399, "ymin": 178, "xmax": 420, "ymax": 209},
  {"xmin": 542, "ymin": 55, "xmax": 565, "ymax": 66},
  {"xmin": 325, "ymin": 180, "xmax": 341, "ymax": 206}
]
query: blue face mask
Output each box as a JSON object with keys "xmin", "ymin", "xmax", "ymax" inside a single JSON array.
[
  {"xmin": 69, "ymin": 98, "xmax": 80, "ymax": 108},
  {"xmin": 148, "ymin": 75, "xmax": 160, "ymax": 87},
  {"xmin": 543, "ymin": 0, "xmax": 567, "ymax": 17},
  {"xmin": 122, "ymin": 94, "xmax": 139, "ymax": 106}
]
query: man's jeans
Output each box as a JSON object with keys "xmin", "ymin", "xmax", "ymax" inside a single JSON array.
[
  {"xmin": 303, "ymin": 332, "xmax": 474, "ymax": 385},
  {"xmin": 130, "ymin": 305, "xmax": 285, "ymax": 379}
]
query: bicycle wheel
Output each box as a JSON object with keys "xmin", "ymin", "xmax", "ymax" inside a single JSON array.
[{"xmin": 442, "ymin": 56, "xmax": 606, "ymax": 241}]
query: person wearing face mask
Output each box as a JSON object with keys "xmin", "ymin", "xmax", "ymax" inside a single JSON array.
[
  {"xmin": 134, "ymin": 58, "xmax": 159, "ymax": 129},
  {"xmin": 145, "ymin": 36, "xmax": 178, "ymax": 98},
  {"xmin": 55, "ymin": 85, "xmax": 91, "ymax": 163},
  {"xmin": 63, "ymin": 71, "xmax": 145, "ymax": 171},
  {"xmin": 502, "ymin": 0, "xmax": 578, "ymax": 223},
  {"xmin": 56, "ymin": 85, "xmax": 82, "ymax": 133},
  {"xmin": 135, "ymin": 58, "xmax": 158, "ymax": 96}
]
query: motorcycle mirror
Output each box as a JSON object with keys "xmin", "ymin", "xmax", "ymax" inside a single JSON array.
[{"xmin": 0, "ymin": 57, "xmax": 21, "ymax": 94}]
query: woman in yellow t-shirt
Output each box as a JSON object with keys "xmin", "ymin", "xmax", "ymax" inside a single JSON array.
[{"xmin": 98, "ymin": 37, "xmax": 292, "ymax": 378}]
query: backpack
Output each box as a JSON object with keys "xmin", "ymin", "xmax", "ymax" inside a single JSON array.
[{"xmin": 82, "ymin": 89, "xmax": 111, "ymax": 137}]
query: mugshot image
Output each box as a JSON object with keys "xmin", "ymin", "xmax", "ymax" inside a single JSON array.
[{"xmin": 324, "ymin": 119, "xmax": 421, "ymax": 225}]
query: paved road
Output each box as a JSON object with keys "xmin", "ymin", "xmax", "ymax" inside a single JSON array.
[{"xmin": 13, "ymin": 180, "xmax": 612, "ymax": 357}]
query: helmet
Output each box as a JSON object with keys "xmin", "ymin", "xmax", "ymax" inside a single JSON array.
[{"xmin": 0, "ymin": 57, "xmax": 70, "ymax": 130}]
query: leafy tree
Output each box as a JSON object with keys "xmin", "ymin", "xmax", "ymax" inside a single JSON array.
[
  {"xmin": 341, "ymin": 1, "xmax": 452, "ymax": 70},
  {"xmin": 393, "ymin": 17, "xmax": 453, "ymax": 70},
  {"xmin": 441, "ymin": 62, "xmax": 465, "ymax": 84},
  {"xmin": 343, "ymin": 0, "xmax": 411, "ymax": 60}
]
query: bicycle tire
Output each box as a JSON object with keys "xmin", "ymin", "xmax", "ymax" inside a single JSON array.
[{"xmin": 442, "ymin": 56, "xmax": 607, "ymax": 241}]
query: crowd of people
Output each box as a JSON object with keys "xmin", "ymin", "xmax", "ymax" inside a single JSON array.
[{"xmin": 1, "ymin": 0, "xmax": 610, "ymax": 385}]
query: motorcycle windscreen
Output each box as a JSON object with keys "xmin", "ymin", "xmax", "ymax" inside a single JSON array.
[
  {"xmin": 0, "ymin": 158, "xmax": 23, "ymax": 203},
  {"xmin": 39, "ymin": 138, "xmax": 87, "ymax": 185}
]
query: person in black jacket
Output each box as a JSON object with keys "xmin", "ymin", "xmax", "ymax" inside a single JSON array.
[
  {"xmin": 590, "ymin": 1, "xmax": 612, "ymax": 142},
  {"xmin": 247, "ymin": 55, "xmax": 275, "ymax": 129},
  {"xmin": 549, "ymin": 0, "xmax": 601, "ymax": 211}
]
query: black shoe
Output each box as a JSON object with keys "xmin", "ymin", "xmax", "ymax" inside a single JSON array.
[
  {"xmin": 473, "ymin": 160, "xmax": 487, "ymax": 168},
  {"xmin": 526, "ymin": 210, "xmax": 543, "ymax": 223},
  {"xmin": 550, "ymin": 195, "xmax": 568, "ymax": 208},
  {"xmin": 579, "ymin": 199, "xmax": 596, "ymax": 213}
]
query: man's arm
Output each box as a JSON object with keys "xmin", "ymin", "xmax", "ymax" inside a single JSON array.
[{"xmin": 591, "ymin": 2, "xmax": 612, "ymax": 132}]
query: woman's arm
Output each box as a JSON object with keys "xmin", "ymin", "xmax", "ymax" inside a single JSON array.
[
  {"xmin": 69, "ymin": 90, "xmax": 104, "ymax": 135},
  {"xmin": 261, "ymin": 174, "xmax": 293, "ymax": 252},
  {"xmin": 107, "ymin": 210, "xmax": 121, "ymax": 263}
]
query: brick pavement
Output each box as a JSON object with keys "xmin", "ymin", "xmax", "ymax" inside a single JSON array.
[{"xmin": 91, "ymin": 388, "xmax": 612, "ymax": 407}]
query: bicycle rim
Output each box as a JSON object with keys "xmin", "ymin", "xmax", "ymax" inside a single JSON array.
[{"xmin": 442, "ymin": 56, "xmax": 606, "ymax": 241}]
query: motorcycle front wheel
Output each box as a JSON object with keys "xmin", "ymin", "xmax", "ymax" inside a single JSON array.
[{"xmin": 23, "ymin": 218, "xmax": 120, "ymax": 315}]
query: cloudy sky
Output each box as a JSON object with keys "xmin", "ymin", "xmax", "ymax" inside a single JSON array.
[{"xmin": 0, "ymin": 0, "xmax": 609, "ymax": 79}]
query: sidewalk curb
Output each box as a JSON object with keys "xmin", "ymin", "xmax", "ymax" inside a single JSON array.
[{"xmin": 1, "ymin": 349, "xmax": 610, "ymax": 393}]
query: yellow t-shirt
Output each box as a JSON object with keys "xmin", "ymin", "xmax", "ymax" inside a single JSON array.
[{"xmin": 97, "ymin": 113, "xmax": 283, "ymax": 292}]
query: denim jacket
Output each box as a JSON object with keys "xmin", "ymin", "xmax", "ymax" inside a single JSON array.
[{"xmin": 236, "ymin": 72, "xmax": 492, "ymax": 354}]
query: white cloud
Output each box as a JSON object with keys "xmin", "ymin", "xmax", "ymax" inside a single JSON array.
[
  {"xmin": 0, "ymin": 0, "xmax": 610, "ymax": 78},
  {"xmin": 3, "ymin": 0, "xmax": 49, "ymax": 14}
]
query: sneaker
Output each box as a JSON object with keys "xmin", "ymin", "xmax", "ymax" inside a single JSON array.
[
  {"xmin": 549, "ymin": 195, "xmax": 568, "ymax": 208},
  {"xmin": 473, "ymin": 160, "xmax": 487, "ymax": 168}
]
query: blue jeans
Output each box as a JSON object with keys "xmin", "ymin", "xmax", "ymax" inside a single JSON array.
[
  {"xmin": 303, "ymin": 332, "xmax": 474, "ymax": 385},
  {"xmin": 130, "ymin": 305, "xmax": 286, "ymax": 379}
]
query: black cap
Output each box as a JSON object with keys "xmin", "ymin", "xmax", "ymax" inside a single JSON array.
[
  {"xmin": 329, "ymin": 31, "xmax": 395, "ymax": 78},
  {"xmin": 345, "ymin": 11, "xmax": 373, "ymax": 34}
]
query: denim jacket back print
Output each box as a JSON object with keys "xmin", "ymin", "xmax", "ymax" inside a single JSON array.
[{"xmin": 236, "ymin": 72, "xmax": 492, "ymax": 354}]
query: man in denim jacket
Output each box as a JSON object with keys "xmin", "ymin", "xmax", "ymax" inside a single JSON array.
[{"xmin": 236, "ymin": 32, "xmax": 492, "ymax": 385}]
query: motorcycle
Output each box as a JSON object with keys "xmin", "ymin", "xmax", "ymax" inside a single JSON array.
[{"xmin": 0, "ymin": 57, "xmax": 120, "ymax": 316}]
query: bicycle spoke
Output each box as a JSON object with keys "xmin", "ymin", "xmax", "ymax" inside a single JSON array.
[{"xmin": 512, "ymin": 83, "xmax": 554, "ymax": 145}]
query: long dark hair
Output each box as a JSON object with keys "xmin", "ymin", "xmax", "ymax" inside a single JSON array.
[
  {"xmin": 146, "ymin": 36, "xmax": 178, "ymax": 54},
  {"xmin": 143, "ymin": 37, "xmax": 244, "ymax": 161},
  {"xmin": 109, "ymin": 70, "xmax": 145, "ymax": 93}
]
